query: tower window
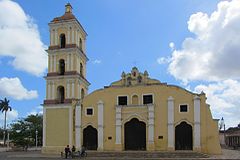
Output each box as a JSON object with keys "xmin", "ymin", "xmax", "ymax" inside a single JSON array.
[
  {"xmin": 59, "ymin": 59, "xmax": 65, "ymax": 75},
  {"xmin": 60, "ymin": 34, "xmax": 66, "ymax": 48},
  {"xmin": 80, "ymin": 63, "xmax": 83, "ymax": 77},
  {"xmin": 143, "ymin": 94, "xmax": 153, "ymax": 104},
  {"xmin": 180, "ymin": 105, "xmax": 188, "ymax": 112},
  {"xmin": 57, "ymin": 86, "xmax": 65, "ymax": 103},
  {"xmin": 118, "ymin": 96, "xmax": 127, "ymax": 105}
]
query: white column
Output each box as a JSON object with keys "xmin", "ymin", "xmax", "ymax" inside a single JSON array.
[
  {"xmin": 71, "ymin": 53, "xmax": 74, "ymax": 71},
  {"xmin": 97, "ymin": 100, "xmax": 104, "ymax": 150},
  {"xmin": 49, "ymin": 55, "xmax": 52, "ymax": 72},
  {"xmin": 54, "ymin": 30, "xmax": 58, "ymax": 45},
  {"xmin": 50, "ymin": 30, "xmax": 54, "ymax": 46},
  {"xmin": 47, "ymin": 82, "xmax": 51, "ymax": 99},
  {"xmin": 75, "ymin": 31, "xmax": 78, "ymax": 46},
  {"xmin": 72, "ymin": 29, "xmax": 75, "ymax": 44},
  {"xmin": 194, "ymin": 96, "xmax": 201, "ymax": 149},
  {"xmin": 115, "ymin": 106, "xmax": 122, "ymax": 144},
  {"xmin": 43, "ymin": 107, "xmax": 46, "ymax": 147},
  {"xmin": 67, "ymin": 28, "xmax": 70, "ymax": 44},
  {"xmin": 69, "ymin": 106, "xmax": 73, "ymax": 146},
  {"xmin": 148, "ymin": 104, "xmax": 154, "ymax": 144},
  {"xmin": 167, "ymin": 96, "xmax": 174, "ymax": 149},
  {"xmin": 67, "ymin": 54, "xmax": 70, "ymax": 71},
  {"xmin": 53, "ymin": 55, "xmax": 56, "ymax": 72},
  {"xmin": 67, "ymin": 81, "xmax": 70, "ymax": 99},
  {"xmin": 72, "ymin": 81, "xmax": 75, "ymax": 98},
  {"xmin": 75, "ymin": 104, "xmax": 81, "ymax": 149},
  {"xmin": 51, "ymin": 83, "xmax": 55, "ymax": 100}
]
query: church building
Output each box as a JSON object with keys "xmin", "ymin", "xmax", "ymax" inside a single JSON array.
[{"xmin": 42, "ymin": 3, "xmax": 221, "ymax": 154}]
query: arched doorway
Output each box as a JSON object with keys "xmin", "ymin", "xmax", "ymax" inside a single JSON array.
[
  {"xmin": 83, "ymin": 126, "xmax": 98, "ymax": 150},
  {"xmin": 124, "ymin": 118, "xmax": 146, "ymax": 150},
  {"xmin": 175, "ymin": 121, "xmax": 193, "ymax": 150}
]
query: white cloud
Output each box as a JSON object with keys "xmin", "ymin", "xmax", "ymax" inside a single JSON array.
[
  {"xmin": 0, "ymin": 77, "xmax": 38, "ymax": 100},
  {"xmin": 169, "ymin": 42, "xmax": 175, "ymax": 51},
  {"xmin": 27, "ymin": 105, "xmax": 43, "ymax": 116},
  {"xmin": 167, "ymin": 0, "xmax": 240, "ymax": 82},
  {"xmin": 157, "ymin": 57, "xmax": 171, "ymax": 64},
  {"xmin": 0, "ymin": 0, "xmax": 47, "ymax": 76},
  {"xmin": 194, "ymin": 79, "xmax": 240, "ymax": 128},
  {"xmin": 92, "ymin": 59, "xmax": 102, "ymax": 64},
  {"xmin": 0, "ymin": 109, "xmax": 18, "ymax": 127}
]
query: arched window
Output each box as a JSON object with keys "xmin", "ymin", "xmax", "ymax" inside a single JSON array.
[
  {"xmin": 132, "ymin": 95, "xmax": 139, "ymax": 105},
  {"xmin": 81, "ymin": 88, "xmax": 85, "ymax": 100},
  {"xmin": 80, "ymin": 63, "xmax": 83, "ymax": 76},
  {"xmin": 57, "ymin": 86, "xmax": 65, "ymax": 103},
  {"xmin": 79, "ymin": 38, "xmax": 82, "ymax": 50},
  {"xmin": 59, "ymin": 59, "xmax": 65, "ymax": 75},
  {"xmin": 60, "ymin": 34, "xmax": 66, "ymax": 48}
]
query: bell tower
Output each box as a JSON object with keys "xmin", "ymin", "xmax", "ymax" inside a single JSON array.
[
  {"xmin": 44, "ymin": 3, "xmax": 89, "ymax": 105},
  {"xmin": 43, "ymin": 3, "xmax": 90, "ymax": 152}
]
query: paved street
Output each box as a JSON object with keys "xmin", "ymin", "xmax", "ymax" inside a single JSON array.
[{"xmin": 0, "ymin": 149, "xmax": 239, "ymax": 160}]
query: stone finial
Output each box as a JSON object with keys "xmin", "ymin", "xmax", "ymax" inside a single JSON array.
[
  {"xmin": 144, "ymin": 70, "xmax": 149, "ymax": 77},
  {"xmin": 65, "ymin": 3, "xmax": 72, "ymax": 13}
]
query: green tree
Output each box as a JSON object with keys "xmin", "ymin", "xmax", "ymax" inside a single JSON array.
[
  {"xmin": 10, "ymin": 114, "xmax": 43, "ymax": 147},
  {"xmin": 0, "ymin": 97, "xmax": 12, "ymax": 145}
]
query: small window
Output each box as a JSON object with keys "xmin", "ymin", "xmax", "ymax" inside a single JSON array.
[
  {"xmin": 180, "ymin": 105, "xmax": 188, "ymax": 112},
  {"xmin": 143, "ymin": 94, "xmax": 153, "ymax": 104},
  {"xmin": 118, "ymin": 96, "xmax": 127, "ymax": 105},
  {"xmin": 86, "ymin": 108, "xmax": 93, "ymax": 115}
]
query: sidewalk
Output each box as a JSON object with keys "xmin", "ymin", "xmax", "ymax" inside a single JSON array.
[{"xmin": 209, "ymin": 149, "xmax": 240, "ymax": 159}]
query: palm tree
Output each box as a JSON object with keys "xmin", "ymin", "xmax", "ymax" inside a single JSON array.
[{"xmin": 0, "ymin": 97, "xmax": 12, "ymax": 145}]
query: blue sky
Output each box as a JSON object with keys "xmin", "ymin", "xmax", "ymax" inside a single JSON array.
[{"xmin": 0, "ymin": 0, "xmax": 239, "ymax": 128}]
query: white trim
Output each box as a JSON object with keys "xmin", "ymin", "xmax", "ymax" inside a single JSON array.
[
  {"xmin": 67, "ymin": 81, "xmax": 70, "ymax": 99},
  {"xmin": 44, "ymin": 105, "xmax": 71, "ymax": 109},
  {"xmin": 167, "ymin": 96, "xmax": 174, "ymax": 148},
  {"xmin": 43, "ymin": 107, "xmax": 46, "ymax": 147},
  {"xmin": 142, "ymin": 93, "xmax": 154, "ymax": 105},
  {"xmin": 117, "ymin": 95, "xmax": 129, "ymax": 106},
  {"xmin": 72, "ymin": 29, "xmax": 74, "ymax": 44},
  {"xmin": 67, "ymin": 54, "xmax": 69, "ymax": 71},
  {"xmin": 71, "ymin": 81, "xmax": 75, "ymax": 98},
  {"xmin": 131, "ymin": 94, "xmax": 139, "ymax": 105},
  {"xmin": 71, "ymin": 53, "xmax": 74, "ymax": 71},
  {"xmin": 115, "ymin": 106, "xmax": 122, "ymax": 144},
  {"xmin": 194, "ymin": 96, "xmax": 201, "ymax": 148},
  {"xmin": 51, "ymin": 83, "xmax": 55, "ymax": 99},
  {"xmin": 75, "ymin": 105, "xmax": 81, "ymax": 149},
  {"xmin": 67, "ymin": 29, "xmax": 70, "ymax": 44},
  {"xmin": 69, "ymin": 106, "xmax": 73, "ymax": 146},
  {"xmin": 179, "ymin": 104, "xmax": 189, "ymax": 113},
  {"xmin": 49, "ymin": 55, "xmax": 52, "ymax": 73},
  {"xmin": 85, "ymin": 107, "xmax": 94, "ymax": 116},
  {"xmin": 47, "ymin": 83, "xmax": 50, "ymax": 100},
  {"xmin": 53, "ymin": 55, "xmax": 56, "ymax": 72},
  {"xmin": 50, "ymin": 30, "xmax": 53, "ymax": 46},
  {"xmin": 54, "ymin": 30, "xmax": 58, "ymax": 45},
  {"xmin": 148, "ymin": 104, "xmax": 154, "ymax": 144},
  {"xmin": 97, "ymin": 100, "xmax": 104, "ymax": 150}
]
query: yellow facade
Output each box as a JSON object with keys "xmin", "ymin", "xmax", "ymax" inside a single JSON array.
[{"xmin": 43, "ymin": 3, "xmax": 221, "ymax": 155}]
